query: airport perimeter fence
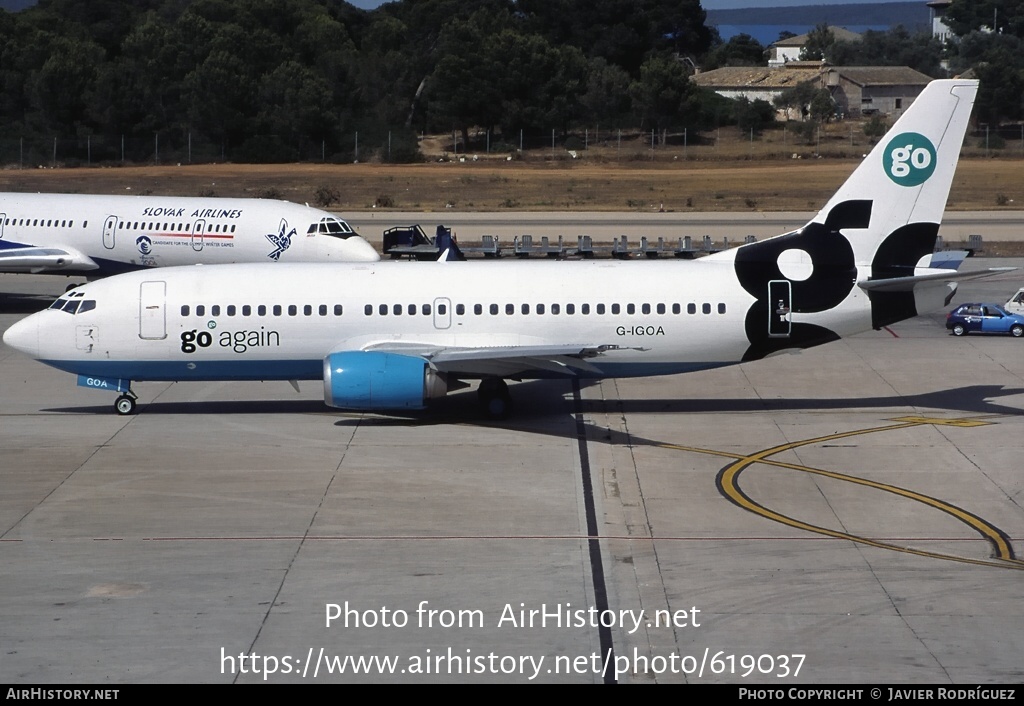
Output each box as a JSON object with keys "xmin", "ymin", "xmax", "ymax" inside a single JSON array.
[
  {"xmin": 3, "ymin": 124, "xmax": 1022, "ymax": 169},
  {"xmin": 0, "ymin": 129, "xmax": 712, "ymax": 169},
  {"xmin": 0, "ymin": 134, "xmax": 363, "ymax": 169},
  {"xmin": 0, "ymin": 128, "xmax": 806, "ymax": 168}
]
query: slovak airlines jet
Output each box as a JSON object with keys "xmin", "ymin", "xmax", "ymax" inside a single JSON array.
[
  {"xmin": 3, "ymin": 80, "xmax": 986, "ymax": 416},
  {"xmin": 0, "ymin": 193, "xmax": 379, "ymax": 276}
]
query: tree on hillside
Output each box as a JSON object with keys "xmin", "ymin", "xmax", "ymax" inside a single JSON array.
[
  {"xmin": 827, "ymin": 26, "xmax": 943, "ymax": 77},
  {"xmin": 773, "ymin": 81, "xmax": 820, "ymax": 121},
  {"xmin": 629, "ymin": 55, "xmax": 694, "ymax": 136},
  {"xmin": 944, "ymin": 0, "xmax": 1024, "ymax": 39},
  {"xmin": 953, "ymin": 31, "xmax": 1024, "ymax": 124},
  {"xmin": 943, "ymin": 1, "xmax": 1024, "ymax": 124},
  {"xmin": 516, "ymin": 0, "xmax": 712, "ymax": 76},
  {"xmin": 580, "ymin": 57, "xmax": 634, "ymax": 128},
  {"xmin": 702, "ymin": 33, "xmax": 766, "ymax": 69},
  {"xmin": 734, "ymin": 96, "xmax": 775, "ymax": 135},
  {"xmin": 799, "ymin": 23, "xmax": 835, "ymax": 61}
]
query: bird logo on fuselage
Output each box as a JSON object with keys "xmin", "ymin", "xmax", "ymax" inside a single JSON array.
[{"xmin": 266, "ymin": 219, "xmax": 296, "ymax": 261}]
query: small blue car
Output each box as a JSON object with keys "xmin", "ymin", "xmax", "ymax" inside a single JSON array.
[{"xmin": 946, "ymin": 303, "xmax": 1024, "ymax": 337}]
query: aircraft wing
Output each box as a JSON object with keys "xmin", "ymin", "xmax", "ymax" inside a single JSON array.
[
  {"xmin": 359, "ymin": 341, "xmax": 614, "ymax": 377},
  {"xmin": 0, "ymin": 245, "xmax": 99, "ymax": 273}
]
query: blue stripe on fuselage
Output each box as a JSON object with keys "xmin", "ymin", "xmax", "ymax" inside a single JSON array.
[
  {"xmin": 38, "ymin": 359, "xmax": 729, "ymax": 382},
  {"xmin": 41, "ymin": 359, "xmax": 325, "ymax": 381}
]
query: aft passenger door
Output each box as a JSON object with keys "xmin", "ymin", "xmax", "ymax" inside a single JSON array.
[
  {"xmin": 768, "ymin": 280, "xmax": 791, "ymax": 338},
  {"xmin": 139, "ymin": 281, "xmax": 167, "ymax": 340},
  {"xmin": 102, "ymin": 216, "xmax": 118, "ymax": 250},
  {"xmin": 0, "ymin": 212, "xmax": 6, "ymax": 239}
]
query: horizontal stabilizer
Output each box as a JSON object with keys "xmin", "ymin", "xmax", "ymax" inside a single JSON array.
[{"xmin": 857, "ymin": 266, "xmax": 1016, "ymax": 293}]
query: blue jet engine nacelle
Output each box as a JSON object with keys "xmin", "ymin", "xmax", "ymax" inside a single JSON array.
[{"xmin": 322, "ymin": 351, "xmax": 448, "ymax": 410}]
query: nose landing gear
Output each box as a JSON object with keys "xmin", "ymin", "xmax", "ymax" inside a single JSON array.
[{"xmin": 114, "ymin": 391, "xmax": 138, "ymax": 415}]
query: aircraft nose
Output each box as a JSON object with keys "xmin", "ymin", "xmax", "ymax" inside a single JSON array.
[{"xmin": 3, "ymin": 314, "xmax": 40, "ymax": 358}]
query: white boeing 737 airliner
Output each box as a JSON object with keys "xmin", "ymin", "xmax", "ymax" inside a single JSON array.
[
  {"xmin": 3, "ymin": 80, "xmax": 988, "ymax": 416},
  {"xmin": 0, "ymin": 193, "xmax": 379, "ymax": 276}
]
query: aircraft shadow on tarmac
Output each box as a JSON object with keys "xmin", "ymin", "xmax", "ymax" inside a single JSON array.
[{"xmin": 41, "ymin": 381, "xmax": 1024, "ymax": 437}]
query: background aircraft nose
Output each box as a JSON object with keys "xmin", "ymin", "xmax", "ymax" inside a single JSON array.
[
  {"xmin": 3, "ymin": 315, "xmax": 40, "ymax": 358},
  {"xmin": 348, "ymin": 236, "xmax": 380, "ymax": 262}
]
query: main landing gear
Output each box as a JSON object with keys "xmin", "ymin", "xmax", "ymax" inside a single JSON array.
[
  {"xmin": 114, "ymin": 391, "xmax": 138, "ymax": 415},
  {"xmin": 477, "ymin": 378, "xmax": 512, "ymax": 419}
]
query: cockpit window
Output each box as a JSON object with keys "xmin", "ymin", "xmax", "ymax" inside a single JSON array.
[
  {"xmin": 307, "ymin": 217, "xmax": 355, "ymax": 239},
  {"xmin": 48, "ymin": 297, "xmax": 96, "ymax": 315}
]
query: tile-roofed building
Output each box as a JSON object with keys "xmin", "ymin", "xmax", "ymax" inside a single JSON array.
[
  {"xmin": 823, "ymin": 66, "xmax": 934, "ymax": 118},
  {"xmin": 769, "ymin": 26, "xmax": 863, "ymax": 66},
  {"xmin": 691, "ymin": 63, "xmax": 824, "ymax": 108}
]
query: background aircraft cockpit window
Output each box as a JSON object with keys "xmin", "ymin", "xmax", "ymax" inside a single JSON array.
[{"xmin": 312, "ymin": 217, "xmax": 356, "ymax": 239}]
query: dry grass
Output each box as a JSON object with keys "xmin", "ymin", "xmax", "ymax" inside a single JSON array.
[{"xmin": 2, "ymin": 124, "xmax": 1021, "ymax": 213}]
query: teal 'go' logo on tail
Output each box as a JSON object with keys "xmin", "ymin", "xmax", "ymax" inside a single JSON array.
[{"xmin": 883, "ymin": 132, "xmax": 937, "ymax": 186}]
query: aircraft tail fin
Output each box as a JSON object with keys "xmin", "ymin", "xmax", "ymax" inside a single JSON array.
[
  {"xmin": 812, "ymin": 79, "xmax": 977, "ymax": 267},
  {"xmin": 724, "ymin": 80, "xmax": 979, "ymax": 359}
]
